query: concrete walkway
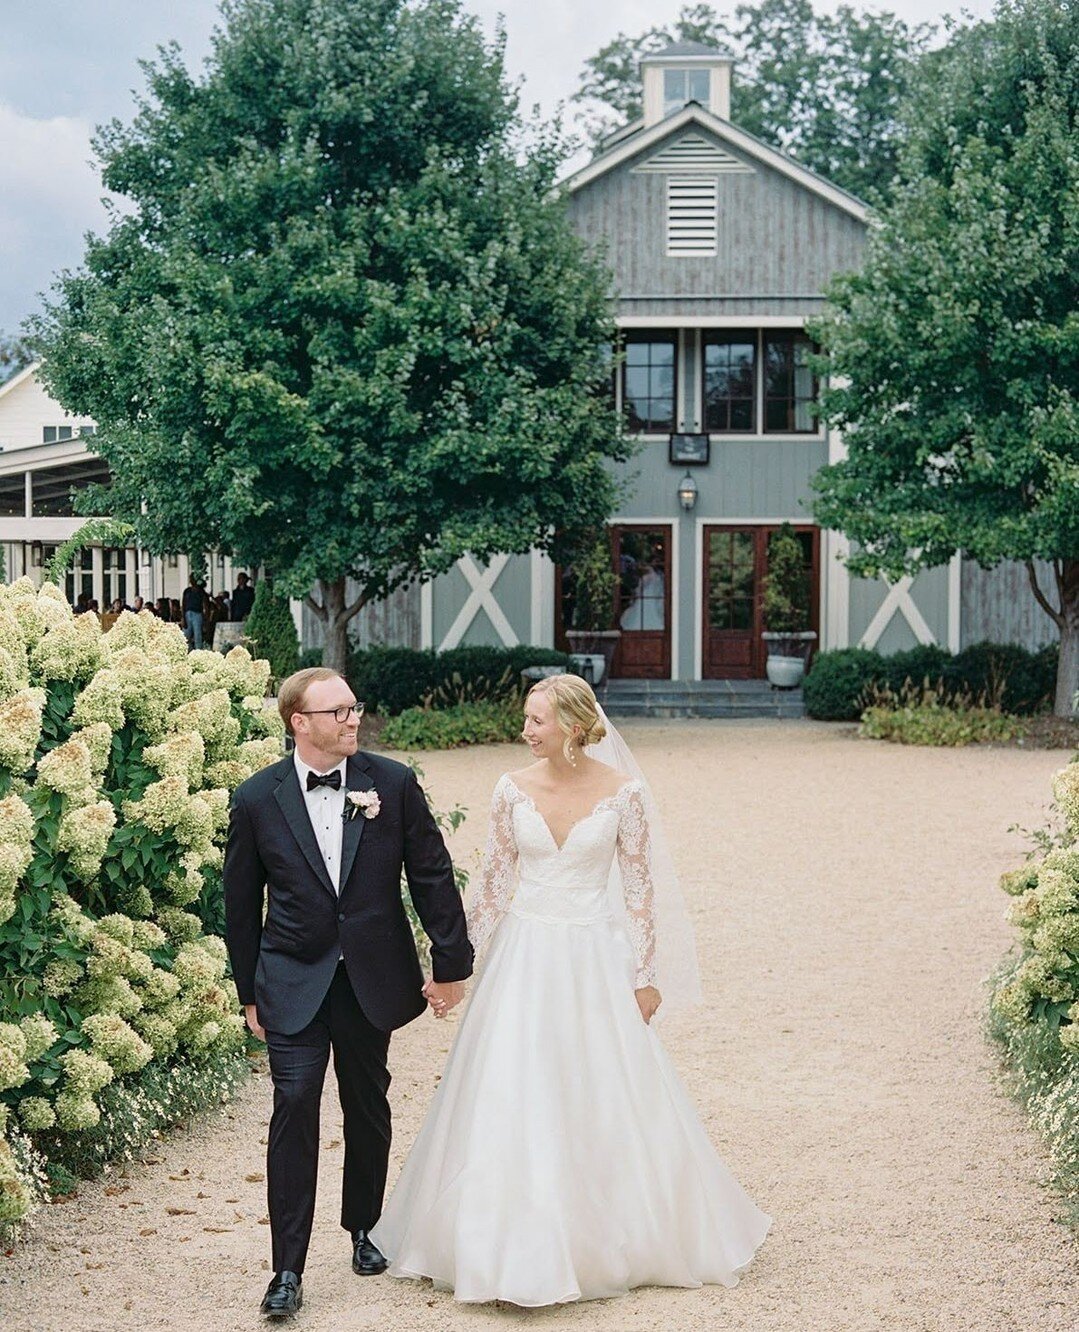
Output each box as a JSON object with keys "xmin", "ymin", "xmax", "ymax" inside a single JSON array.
[{"xmin": 4, "ymin": 719, "xmax": 1077, "ymax": 1331}]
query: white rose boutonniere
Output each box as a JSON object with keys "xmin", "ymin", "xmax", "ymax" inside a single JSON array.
[{"xmin": 344, "ymin": 789, "xmax": 381, "ymax": 822}]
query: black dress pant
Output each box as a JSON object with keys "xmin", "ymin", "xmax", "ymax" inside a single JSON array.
[{"xmin": 264, "ymin": 963, "xmax": 392, "ymax": 1274}]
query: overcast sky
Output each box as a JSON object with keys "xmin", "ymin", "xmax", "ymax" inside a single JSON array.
[{"xmin": 0, "ymin": 0, "xmax": 997, "ymax": 336}]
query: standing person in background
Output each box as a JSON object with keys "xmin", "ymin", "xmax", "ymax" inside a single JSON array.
[
  {"xmin": 181, "ymin": 576, "xmax": 209, "ymax": 649},
  {"xmin": 232, "ymin": 571, "xmax": 255, "ymax": 621}
]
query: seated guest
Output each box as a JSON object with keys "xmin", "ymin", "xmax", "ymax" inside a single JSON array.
[
  {"xmin": 214, "ymin": 591, "xmax": 232, "ymax": 621},
  {"xmin": 231, "ymin": 572, "xmax": 255, "ymax": 621},
  {"xmin": 169, "ymin": 599, "xmax": 183, "ymax": 624},
  {"xmin": 109, "ymin": 597, "xmax": 127, "ymax": 615},
  {"xmin": 75, "ymin": 592, "xmax": 91, "ymax": 614},
  {"xmin": 132, "ymin": 595, "xmax": 145, "ymax": 613},
  {"xmin": 155, "ymin": 597, "xmax": 170, "ymax": 619}
]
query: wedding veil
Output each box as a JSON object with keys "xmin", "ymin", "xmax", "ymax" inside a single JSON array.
[{"xmin": 591, "ymin": 705, "xmax": 703, "ymax": 1016}]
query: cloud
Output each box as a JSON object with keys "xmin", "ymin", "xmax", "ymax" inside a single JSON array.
[{"xmin": 0, "ymin": 104, "xmax": 115, "ymax": 332}]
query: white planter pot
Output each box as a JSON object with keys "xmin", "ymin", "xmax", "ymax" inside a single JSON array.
[{"xmin": 765, "ymin": 654, "xmax": 806, "ymax": 689}]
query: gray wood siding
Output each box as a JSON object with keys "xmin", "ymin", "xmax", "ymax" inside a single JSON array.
[
  {"xmin": 431, "ymin": 554, "xmax": 534, "ymax": 649},
  {"xmin": 566, "ymin": 128, "xmax": 865, "ymax": 303},
  {"xmin": 301, "ymin": 580, "xmax": 421, "ymax": 653},
  {"xmin": 848, "ymin": 564, "xmax": 952, "ymax": 654},
  {"xmin": 961, "ymin": 558, "xmax": 1059, "ymax": 650}
]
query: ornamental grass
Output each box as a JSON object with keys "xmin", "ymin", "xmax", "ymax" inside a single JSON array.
[{"xmin": 0, "ymin": 578, "xmax": 285, "ymax": 1238}]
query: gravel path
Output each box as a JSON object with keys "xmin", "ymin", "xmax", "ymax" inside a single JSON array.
[{"xmin": 3, "ymin": 719, "xmax": 1078, "ymax": 1331}]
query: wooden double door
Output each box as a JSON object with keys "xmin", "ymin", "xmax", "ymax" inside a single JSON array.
[{"xmin": 702, "ymin": 524, "xmax": 820, "ymax": 679}]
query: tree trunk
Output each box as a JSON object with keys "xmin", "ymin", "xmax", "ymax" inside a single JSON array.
[
  {"xmin": 318, "ymin": 577, "xmax": 350, "ymax": 674},
  {"xmin": 1054, "ymin": 560, "xmax": 1079, "ymax": 718},
  {"xmin": 305, "ymin": 576, "xmax": 371, "ymax": 677}
]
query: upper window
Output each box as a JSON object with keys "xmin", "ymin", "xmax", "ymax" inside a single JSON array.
[
  {"xmin": 663, "ymin": 68, "xmax": 711, "ymax": 117},
  {"xmin": 622, "ymin": 333, "xmax": 677, "ymax": 434},
  {"xmin": 764, "ymin": 333, "xmax": 818, "ymax": 433},
  {"xmin": 703, "ymin": 334, "xmax": 756, "ymax": 432},
  {"xmin": 42, "ymin": 425, "xmax": 74, "ymax": 444}
]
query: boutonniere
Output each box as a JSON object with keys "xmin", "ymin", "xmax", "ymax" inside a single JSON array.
[{"xmin": 344, "ymin": 788, "xmax": 381, "ymax": 822}]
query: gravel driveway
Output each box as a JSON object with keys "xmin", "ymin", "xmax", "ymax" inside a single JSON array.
[{"xmin": 3, "ymin": 719, "xmax": 1077, "ymax": 1332}]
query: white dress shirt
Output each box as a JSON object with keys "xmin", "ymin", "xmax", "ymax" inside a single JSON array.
[{"xmin": 294, "ymin": 753, "xmax": 347, "ymax": 894}]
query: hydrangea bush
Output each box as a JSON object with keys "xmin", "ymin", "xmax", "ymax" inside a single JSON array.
[
  {"xmin": 989, "ymin": 761, "xmax": 1079, "ymax": 1219},
  {"xmin": 0, "ymin": 579, "xmax": 284, "ymax": 1235}
]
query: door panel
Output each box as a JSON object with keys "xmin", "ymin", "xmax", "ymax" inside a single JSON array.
[
  {"xmin": 702, "ymin": 525, "xmax": 820, "ymax": 679},
  {"xmin": 612, "ymin": 526, "xmax": 671, "ymax": 679}
]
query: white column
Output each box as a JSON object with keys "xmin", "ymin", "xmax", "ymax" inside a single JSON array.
[
  {"xmin": 124, "ymin": 547, "xmax": 137, "ymax": 605},
  {"xmin": 23, "ymin": 472, "xmax": 32, "ymax": 519},
  {"xmin": 529, "ymin": 549, "xmax": 555, "ymax": 647},
  {"xmin": 91, "ymin": 545, "xmax": 104, "ymax": 607},
  {"xmin": 947, "ymin": 552, "xmax": 962, "ymax": 653},
  {"xmin": 823, "ymin": 420, "xmax": 851, "ymax": 648}
]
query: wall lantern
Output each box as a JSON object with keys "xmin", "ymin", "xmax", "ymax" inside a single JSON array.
[
  {"xmin": 677, "ymin": 471, "xmax": 699, "ymax": 512},
  {"xmin": 29, "ymin": 540, "xmax": 43, "ymax": 567}
]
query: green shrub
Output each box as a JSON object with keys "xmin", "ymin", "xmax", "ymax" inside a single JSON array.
[
  {"xmin": 858, "ymin": 681, "xmax": 1024, "ymax": 745},
  {"xmin": 242, "ymin": 582, "xmax": 299, "ymax": 688},
  {"xmin": 380, "ymin": 697, "xmax": 525, "ymax": 750},
  {"xmin": 351, "ymin": 645, "xmax": 567, "ymax": 716},
  {"xmin": 987, "ymin": 763, "xmax": 1079, "ymax": 1222},
  {"xmin": 803, "ymin": 641, "xmax": 1057, "ymax": 721},
  {"xmin": 0, "ymin": 579, "xmax": 288, "ymax": 1239},
  {"xmin": 802, "ymin": 648, "xmax": 882, "ymax": 720}
]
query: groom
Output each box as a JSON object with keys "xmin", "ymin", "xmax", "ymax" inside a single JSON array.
[{"xmin": 224, "ymin": 667, "xmax": 473, "ymax": 1318}]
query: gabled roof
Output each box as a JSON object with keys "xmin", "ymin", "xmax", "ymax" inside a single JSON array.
[
  {"xmin": 561, "ymin": 103, "xmax": 869, "ymax": 224},
  {"xmin": 0, "ymin": 361, "xmax": 41, "ymax": 402}
]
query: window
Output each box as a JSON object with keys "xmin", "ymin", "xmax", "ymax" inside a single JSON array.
[
  {"xmin": 42, "ymin": 425, "xmax": 75, "ymax": 444},
  {"xmin": 65, "ymin": 548, "xmax": 94, "ymax": 608},
  {"xmin": 703, "ymin": 334, "xmax": 756, "ymax": 431},
  {"xmin": 764, "ymin": 333, "xmax": 818, "ymax": 433},
  {"xmin": 622, "ymin": 334, "xmax": 677, "ymax": 433},
  {"xmin": 666, "ymin": 179, "xmax": 717, "ymax": 256},
  {"xmin": 663, "ymin": 68, "xmax": 711, "ymax": 117}
]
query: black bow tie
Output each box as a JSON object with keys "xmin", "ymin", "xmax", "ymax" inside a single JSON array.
[{"xmin": 306, "ymin": 769, "xmax": 342, "ymax": 791}]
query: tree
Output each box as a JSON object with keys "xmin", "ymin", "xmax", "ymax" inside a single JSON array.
[
  {"xmin": 0, "ymin": 332, "xmax": 33, "ymax": 385},
  {"xmin": 243, "ymin": 580, "xmax": 300, "ymax": 688},
  {"xmin": 31, "ymin": 0, "xmax": 628, "ymax": 671},
  {"xmin": 573, "ymin": 0, "xmax": 936, "ymax": 202},
  {"xmin": 809, "ymin": 0, "xmax": 1079, "ymax": 717}
]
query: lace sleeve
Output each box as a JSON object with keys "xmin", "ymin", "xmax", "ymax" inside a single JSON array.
[
  {"xmin": 616, "ymin": 784, "xmax": 658, "ymax": 989},
  {"xmin": 465, "ymin": 775, "xmax": 519, "ymax": 957}
]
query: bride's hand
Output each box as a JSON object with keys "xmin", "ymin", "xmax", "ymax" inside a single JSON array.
[{"xmin": 634, "ymin": 986, "xmax": 661, "ymax": 1024}]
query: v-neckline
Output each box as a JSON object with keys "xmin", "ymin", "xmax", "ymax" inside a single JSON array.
[{"xmin": 503, "ymin": 773, "xmax": 637, "ymax": 854}]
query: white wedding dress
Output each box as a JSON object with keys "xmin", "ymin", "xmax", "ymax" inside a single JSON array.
[{"xmin": 369, "ymin": 773, "xmax": 772, "ymax": 1306}]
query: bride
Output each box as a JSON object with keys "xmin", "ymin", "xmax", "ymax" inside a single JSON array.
[{"xmin": 369, "ymin": 674, "xmax": 771, "ymax": 1305}]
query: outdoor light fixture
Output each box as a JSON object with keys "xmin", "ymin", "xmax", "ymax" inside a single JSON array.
[
  {"xmin": 677, "ymin": 471, "xmax": 698, "ymax": 511},
  {"xmin": 29, "ymin": 540, "xmax": 43, "ymax": 567}
]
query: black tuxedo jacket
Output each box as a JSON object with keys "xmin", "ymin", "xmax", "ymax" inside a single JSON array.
[{"xmin": 223, "ymin": 750, "xmax": 473, "ymax": 1035}]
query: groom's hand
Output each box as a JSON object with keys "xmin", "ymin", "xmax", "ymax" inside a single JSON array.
[
  {"xmin": 634, "ymin": 987, "xmax": 662, "ymax": 1025},
  {"xmin": 422, "ymin": 979, "xmax": 464, "ymax": 1018},
  {"xmin": 244, "ymin": 1003, "xmax": 266, "ymax": 1042}
]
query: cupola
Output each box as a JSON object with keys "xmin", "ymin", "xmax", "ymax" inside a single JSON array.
[{"xmin": 640, "ymin": 41, "xmax": 734, "ymax": 126}]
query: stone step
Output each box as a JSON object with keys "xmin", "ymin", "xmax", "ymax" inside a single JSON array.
[
  {"xmin": 597, "ymin": 679, "xmax": 805, "ymax": 718},
  {"xmin": 601, "ymin": 699, "xmax": 806, "ymax": 719}
]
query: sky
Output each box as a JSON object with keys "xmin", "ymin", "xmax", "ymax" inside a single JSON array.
[{"xmin": 0, "ymin": 0, "xmax": 998, "ymax": 337}]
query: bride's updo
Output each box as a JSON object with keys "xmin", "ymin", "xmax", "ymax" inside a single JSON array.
[{"xmin": 528, "ymin": 673, "xmax": 607, "ymax": 761}]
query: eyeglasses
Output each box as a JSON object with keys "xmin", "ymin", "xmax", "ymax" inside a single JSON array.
[{"xmin": 298, "ymin": 703, "xmax": 365, "ymax": 723}]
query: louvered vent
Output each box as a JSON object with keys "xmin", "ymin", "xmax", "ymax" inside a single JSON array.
[
  {"xmin": 667, "ymin": 178, "xmax": 718, "ymax": 256},
  {"xmin": 633, "ymin": 132, "xmax": 753, "ymax": 175}
]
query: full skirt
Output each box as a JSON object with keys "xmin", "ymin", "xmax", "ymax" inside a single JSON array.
[{"xmin": 370, "ymin": 911, "xmax": 772, "ymax": 1306}]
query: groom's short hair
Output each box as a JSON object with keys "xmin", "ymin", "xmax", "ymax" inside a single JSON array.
[{"xmin": 278, "ymin": 667, "xmax": 346, "ymax": 735}]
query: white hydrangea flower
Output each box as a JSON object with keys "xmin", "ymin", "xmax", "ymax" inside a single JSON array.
[
  {"xmin": 37, "ymin": 736, "xmax": 95, "ymax": 795},
  {"xmin": 71, "ymin": 669, "xmax": 126, "ymax": 729},
  {"xmin": 81, "ymin": 1013, "xmax": 154, "ymax": 1075},
  {"xmin": 69, "ymin": 722, "xmax": 113, "ymax": 776},
  {"xmin": 1053, "ymin": 764, "xmax": 1079, "ymax": 834},
  {"xmin": 142, "ymin": 730, "xmax": 205, "ymax": 788},
  {"xmin": 30, "ymin": 614, "xmax": 104, "ymax": 683},
  {"xmin": 19, "ymin": 1013, "xmax": 57, "ymax": 1063},
  {"xmin": 57, "ymin": 799, "xmax": 117, "ymax": 881},
  {"xmin": 0, "ymin": 688, "xmax": 46, "ymax": 773},
  {"xmin": 0, "ymin": 1024, "xmax": 30, "ymax": 1093},
  {"xmin": 18, "ymin": 1096, "xmax": 57, "ymax": 1132}
]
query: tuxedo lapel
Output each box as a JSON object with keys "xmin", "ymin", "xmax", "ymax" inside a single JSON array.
[
  {"xmin": 273, "ymin": 761, "xmax": 337, "ymax": 898},
  {"xmin": 339, "ymin": 752, "xmax": 375, "ymax": 890}
]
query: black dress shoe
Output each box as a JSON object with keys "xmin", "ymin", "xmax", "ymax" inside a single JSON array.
[
  {"xmin": 260, "ymin": 1270, "xmax": 302, "ymax": 1318},
  {"xmin": 352, "ymin": 1229, "xmax": 388, "ymax": 1275}
]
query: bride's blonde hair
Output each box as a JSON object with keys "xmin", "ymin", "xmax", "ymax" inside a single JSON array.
[{"xmin": 527, "ymin": 673, "xmax": 607, "ymax": 763}]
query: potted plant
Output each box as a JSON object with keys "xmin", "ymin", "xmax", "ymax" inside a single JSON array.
[
  {"xmin": 761, "ymin": 523, "xmax": 817, "ymax": 688},
  {"xmin": 564, "ymin": 531, "xmax": 621, "ymax": 685}
]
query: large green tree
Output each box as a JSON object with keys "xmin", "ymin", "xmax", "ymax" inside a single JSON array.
[
  {"xmin": 31, "ymin": 0, "xmax": 627, "ymax": 670},
  {"xmin": 574, "ymin": 0, "xmax": 935, "ymax": 203},
  {"xmin": 810, "ymin": 0, "xmax": 1079, "ymax": 716}
]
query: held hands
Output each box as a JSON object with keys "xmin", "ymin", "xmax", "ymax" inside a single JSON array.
[
  {"xmin": 244, "ymin": 1003, "xmax": 266, "ymax": 1042},
  {"xmin": 635, "ymin": 986, "xmax": 662, "ymax": 1025},
  {"xmin": 423, "ymin": 978, "xmax": 465, "ymax": 1019}
]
